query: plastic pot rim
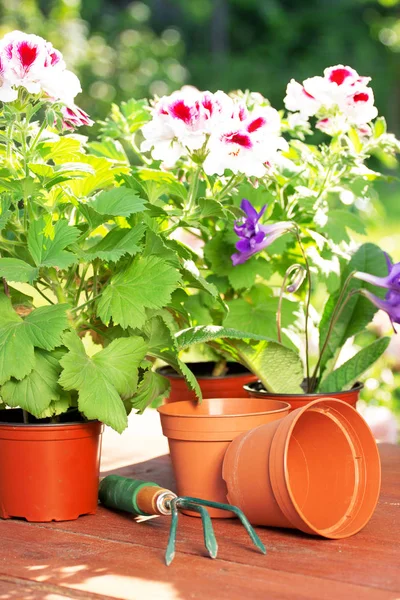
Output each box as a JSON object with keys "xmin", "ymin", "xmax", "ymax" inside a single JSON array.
[{"xmin": 244, "ymin": 381, "xmax": 364, "ymax": 398}]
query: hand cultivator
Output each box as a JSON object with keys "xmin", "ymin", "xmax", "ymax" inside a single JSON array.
[{"xmin": 99, "ymin": 475, "xmax": 266, "ymax": 565}]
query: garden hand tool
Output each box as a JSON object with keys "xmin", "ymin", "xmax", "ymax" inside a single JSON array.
[{"xmin": 98, "ymin": 475, "xmax": 266, "ymax": 565}]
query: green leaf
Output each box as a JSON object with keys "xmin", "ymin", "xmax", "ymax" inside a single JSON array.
[
  {"xmin": 318, "ymin": 337, "xmax": 390, "ymax": 393},
  {"xmin": 373, "ymin": 117, "xmax": 386, "ymax": 139},
  {"xmin": 28, "ymin": 218, "xmax": 80, "ymax": 269},
  {"xmin": 182, "ymin": 260, "xmax": 218, "ymax": 298},
  {"xmin": 321, "ymin": 210, "xmax": 365, "ymax": 244},
  {"xmin": 348, "ymin": 127, "xmax": 363, "ymax": 154},
  {"xmin": 130, "ymin": 369, "xmax": 170, "ymax": 413},
  {"xmin": 24, "ymin": 304, "xmax": 70, "ymax": 350},
  {"xmin": 88, "ymin": 140, "xmax": 128, "ymax": 163},
  {"xmin": 0, "ymin": 297, "xmax": 69, "ymax": 385},
  {"xmin": 142, "ymin": 315, "xmax": 202, "ymax": 400},
  {"xmin": 97, "ymin": 255, "xmax": 181, "ymax": 329},
  {"xmin": 83, "ymin": 224, "xmax": 146, "ymax": 262},
  {"xmin": 175, "ymin": 325, "xmax": 304, "ymax": 393},
  {"xmin": 223, "ymin": 299, "xmax": 277, "ymax": 337},
  {"xmin": 89, "ymin": 187, "xmax": 147, "ymax": 217},
  {"xmin": 59, "ymin": 332, "xmax": 148, "ymax": 432},
  {"xmin": 0, "ymin": 258, "xmax": 38, "ymax": 283},
  {"xmin": 319, "ymin": 243, "xmax": 387, "ymax": 373},
  {"xmin": 0, "ymin": 321, "xmax": 35, "ymax": 384},
  {"xmin": 1, "ymin": 349, "xmax": 62, "ymax": 416}
]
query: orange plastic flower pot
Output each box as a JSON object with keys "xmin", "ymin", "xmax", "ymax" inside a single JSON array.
[
  {"xmin": 158, "ymin": 362, "xmax": 258, "ymax": 404},
  {"xmin": 223, "ymin": 398, "xmax": 381, "ymax": 538},
  {"xmin": 158, "ymin": 398, "xmax": 290, "ymax": 517},
  {"xmin": 244, "ymin": 381, "xmax": 362, "ymax": 412},
  {"xmin": 0, "ymin": 412, "xmax": 103, "ymax": 522}
]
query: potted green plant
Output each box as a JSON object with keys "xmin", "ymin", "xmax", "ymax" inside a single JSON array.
[
  {"xmin": 0, "ymin": 30, "xmax": 214, "ymax": 522},
  {"xmin": 101, "ymin": 66, "xmax": 399, "ymax": 410}
]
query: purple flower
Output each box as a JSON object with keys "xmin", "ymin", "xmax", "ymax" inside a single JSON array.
[
  {"xmin": 355, "ymin": 253, "xmax": 400, "ymax": 292},
  {"xmin": 231, "ymin": 198, "xmax": 293, "ymax": 265},
  {"xmin": 362, "ymin": 289, "xmax": 400, "ymax": 327},
  {"xmin": 356, "ymin": 253, "xmax": 400, "ymax": 329}
]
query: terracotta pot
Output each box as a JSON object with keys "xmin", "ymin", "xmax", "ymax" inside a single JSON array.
[
  {"xmin": 158, "ymin": 397, "xmax": 290, "ymax": 517},
  {"xmin": 158, "ymin": 362, "xmax": 258, "ymax": 404},
  {"xmin": 223, "ymin": 398, "xmax": 381, "ymax": 538},
  {"xmin": 0, "ymin": 409, "xmax": 103, "ymax": 522},
  {"xmin": 244, "ymin": 381, "xmax": 363, "ymax": 412}
]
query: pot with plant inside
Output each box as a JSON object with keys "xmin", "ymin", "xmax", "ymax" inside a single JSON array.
[{"xmin": 0, "ymin": 31, "xmax": 207, "ymax": 522}]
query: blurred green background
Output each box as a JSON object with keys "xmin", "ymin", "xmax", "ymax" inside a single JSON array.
[{"xmin": 1, "ymin": 0, "xmax": 399, "ymax": 419}]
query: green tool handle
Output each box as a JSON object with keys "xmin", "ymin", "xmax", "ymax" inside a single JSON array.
[{"xmin": 99, "ymin": 475, "xmax": 175, "ymax": 517}]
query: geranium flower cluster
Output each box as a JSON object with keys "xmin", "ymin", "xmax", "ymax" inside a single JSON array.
[
  {"xmin": 284, "ymin": 65, "xmax": 378, "ymax": 136},
  {"xmin": 0, "ymin": 30, "xmax": 92, "ymax": 128},
  {"xmin": 141, "ymin": 88, "xmax": 288, "ymax": 177}
]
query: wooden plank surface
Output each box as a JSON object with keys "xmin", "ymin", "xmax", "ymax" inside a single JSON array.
[{"xmin": 0, "ymin": 440, "xmax": 398, "ymax": 599}]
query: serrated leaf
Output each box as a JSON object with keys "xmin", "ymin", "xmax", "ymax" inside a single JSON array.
[
  {"xmin": 89, "ymin": 186, "xmax": 147, "ymax": 217},
  {"xmin": 59, "ymin": 332, "xmax": 147, "ymax": 432},
  {"xmin": 1, "ymin": 349, "xmax": 62, "ymax": 416},
  {"xmin": 97, "ymin": 255, "xmax": 181, "ymax": 329},
  {"xmin": 24, "ymin": 304, "xmax": 70, "ymax": 350},
  {"xmin": 0, "ymin": 297, "xmax": 69, "ymax": 385},
  {"xmin": 83, "ymin": 224, "xmax": 146, "ymax": 262},
  {"xmin": 0, "ymin": 321, "xmax": 35, "ymax": 384},
  {"xmin": 319, "ymin": 243, "xmax": 387, "ymax": 374},
  {"xmin": 130, "ymin": 369, "xmax": 170, "ymax": 413},
  {"xmin": 223, "ymin": 299, "xmax": 277, "ymax": 337},
  {"xmin": 0, "ymin": 258, "xmax": 38, "ymax": 283},
  {"xmin": 318, "ymin": 337, "xmax": 390, "ymax": 393},
  {"xmin": 28, "ymin": 218, "xmax": 80, "ymax": 269}
]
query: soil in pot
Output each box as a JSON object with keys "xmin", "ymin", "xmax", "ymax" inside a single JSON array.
[
  {"xmin": 244, "ymin": 381, "xmax": 363, "ymax": 412},
  {"xmin": 0, "ymin": 408, "xmax": 103, "ymax": 522},
  {"xmin": 158, "ymin": 397, "xmax": 290, "ymax": 517},
  {"xmin": 223, "ymin": 398, "xmax": 381, "ymax": 538},
  {"xmin": 158, "ymin": 362, "xmax": 258, "ymax": 404}
]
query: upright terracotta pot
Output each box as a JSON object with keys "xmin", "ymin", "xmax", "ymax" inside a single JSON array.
[
  {"xmin": 158, "ymin": 362, "xmax": 258, "ymax": 404},
  {"xmin": 158, "ymin": 398, "xmax": 290, "ymax": 517},
  {"xmin": 223, "ymin": 398, "xmax": 381, "ymax": 538},
  {"xmin": 0, "ymin": 409, "xmax": 103, "ymax": 522},
  {"xmin": 244, "ymin": 381, "xmax": 363, "ymax": 412}
]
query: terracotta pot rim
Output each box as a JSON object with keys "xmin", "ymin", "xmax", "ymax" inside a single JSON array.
[
  {"xmin": 157, "ymin": 363, "xmax": 255, "ymax": 381},
  {"xmin": 244, "ymin": 381, "xmax": 364, "ymax": 398},
  {"xmin": 158, "ymin": 398, "xmax": 290, "ymax": 418}
]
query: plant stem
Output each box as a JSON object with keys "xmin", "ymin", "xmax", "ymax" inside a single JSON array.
[
  {"xmin": 29, "ymin": 119, "xmax": 47, "ymax": 155},
  {"xmin": 185, "ymin": 167, "xmax": 201, "ymax": 215},
  {"xmin": 71, "ymin": 294, "xmax": 102, "ymax": 313},
  {"xmin": 216, "ymin": 174, "xmax": 241, "ymax": 200},
  {"xmin": 295, "ymin": 230, "xmax": 312, "ymax": 391},
  {"xmin": 75, "ymin": 265, "xmax": 89, "ymax": 306},
  {"xmin": 34, "ymin": 285, "xmax": 55, "ymax": 305},
  {"xmin": 309, "ymin": 270, "xmax": 356, "ymax": 391}
]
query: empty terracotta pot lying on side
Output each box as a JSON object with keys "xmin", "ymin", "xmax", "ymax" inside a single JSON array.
[
  {"xmin": 223, "ymin": 398, "xmax": 381, "ymax": 538},
  {"xmin": 244, "ymin": 381, "xmax": 363, "ymax": 412},
  {"xmin": 158, "ymin": 398, "xmax": 290, "ymax": 517},
  {"xmin": 158, "ymin": 362, "xmax": 258, "ymax": 403}
]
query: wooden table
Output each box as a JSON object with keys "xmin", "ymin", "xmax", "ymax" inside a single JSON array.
[{"xmin": 0, "ymin": 443, "xmax": 398, "ymax": 599}]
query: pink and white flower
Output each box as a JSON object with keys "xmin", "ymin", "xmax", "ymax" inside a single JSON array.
[
  {"xmin": 61, "ymin": 105, "xmax": 93, "ymax": 130},
  {"xmin": 203, "ymin": 107, "xmax": 287, "ymax": 178},
  {"xmin": 0, "ymin": 30, "xmax": 83, "ymax": 108},
  {"xmin": 284, "ymin": 65, "xmax": 379, "ymax": 135}
]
